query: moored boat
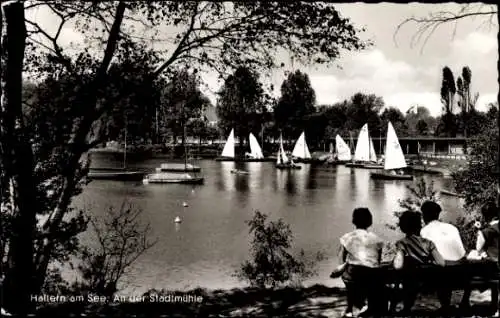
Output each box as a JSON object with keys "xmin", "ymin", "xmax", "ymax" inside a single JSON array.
[
  {"xmin": 158, "ymin": 163, "xmax": 201, "ymax": 173},
  {"xmin": 362, "ymin": 163, "xmax": 384, "ymax": 169},
  {"xmin": 370, "ymin": 122, "xmax": 413, "ymax": 181},
  {"xmin": 88, "ymin": 169, "xmax": 145, "ymax": 181},
  {"xmin": 142, "ymin": 172, "xmax": 204, "ymax": 184}
]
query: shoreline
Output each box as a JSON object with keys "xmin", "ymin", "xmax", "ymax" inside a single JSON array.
[{"xmin": 32, "ymin": 284, "xmax": 495, "ymax": 317}]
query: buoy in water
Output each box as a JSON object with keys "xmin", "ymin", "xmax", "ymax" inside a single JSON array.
[
  {"xmin": 174, "ymin": 216, "xmax": 182, "ymax": 223},
  {"xmin": 182, "ymin": 202, "xmax": 188, "ymax": 207}
]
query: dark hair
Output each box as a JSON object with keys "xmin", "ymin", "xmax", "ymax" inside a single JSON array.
[
  {"xmin": 398, "ymin": 211, "xmax": 422, "ymax": 235},
  {"xmin": 420, "ymin": 201, "xmax": 442, "ymax": 223},
  {"xmin": 481, "ymin": 201, "xmax": 499, "ymax": 222},
  {"xmin": 352, "ymin": 208, "xmax": 373, "ymax": 229}
]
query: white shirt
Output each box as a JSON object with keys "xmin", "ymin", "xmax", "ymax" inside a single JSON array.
[{"xmin": 421, "ymin": 220, "xmax": 466, "ymax": 261}]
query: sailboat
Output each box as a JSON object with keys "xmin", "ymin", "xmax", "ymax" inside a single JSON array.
[
  {"xmin": 327, "ymin": 135, "xmax": 352, "ymax": 165},
  {"xmin": 215, "ymin": 128, "xmax": 236, "ymax": 161},
  {"xmin": 244, "ymin": 132, "xmax": 270, "ymax": 162},
  {"xmin": 345, "ymin": 124, "xmax": 378, "ymax": 168},
  {"xmin": 276, "ymin": 133, "xmax": 301, "ymax": 170},
  {"xmin": 88, "ymin": 126, "xmax": 145, "ymax": 181},
  {"xmin": 291, "ymin": 131, "xmax": 323, "ymax": 163},
  {"xmin": 371, "ymin": 122, "xmax": 413, "ymax": 180},
  {"xmin": 215, "ymin": 129, "xmax": 274, "ymax": 162}
]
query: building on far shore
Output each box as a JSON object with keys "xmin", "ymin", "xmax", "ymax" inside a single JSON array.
[{"xmin": 342, "ymin": 136, "xmax": 469, "ymax": 160}]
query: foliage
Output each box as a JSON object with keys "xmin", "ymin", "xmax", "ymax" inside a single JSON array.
[
  {"xmin": 453, "ymin": 118, "xmax": 498, "ymax": 211},
  {"xmin": 216, "ymin": 66, "xmax": 268, "ymax": 148},
  {"xmin": 159, "ymin": 69, "xmax": 210, "ymax": 145},
  {"xmin": 274, "ymin": 70, "xmax": 317, "ymax": 139},
  {"xmin": 380, "ymin": 107, "xmax": 408, "ymax": 136},
  {"xmin": 72, "ymin": 202, "xmax": 157, "ymax": 298},
  {"xmin": 235, "ymin": 211, "xmax": 323, "ymax": 289},
  {"xmin": 405, "ymin": 105, "xmax": 437, "ymax": 136},
  {"xmin": 345, "ymin": 93, "xmax": 384, "ymax": 133},
  {"xmin": 2, "ymin": 2, "xmax": 371, "ymax": 313},
  {"xmin": 387, "ymin": 177, "xmax": 439, "ymax": 231}
]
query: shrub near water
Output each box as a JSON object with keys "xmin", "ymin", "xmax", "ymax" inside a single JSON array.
[{"xmin": 235, "ymin": 211, "xmax": 324, "ymax": 289}]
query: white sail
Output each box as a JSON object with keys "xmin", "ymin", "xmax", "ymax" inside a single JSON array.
[
  {"xmin": 248, "ymin": 133, "xmax": 264, "ymax": 159},
  {"xmin": 369, "ymin": 138, "xmax": 377, "ymax": 162},
  {"xmin": 221, "ymin": 129, "xmax": 235, "ymax": 158},
  {"xmin": 291, "ymin": 131, "xmax": 311, "ymax": 159},
  {"xmin": 276, "ymin": 134, "xmax": 289, "ymax": 164},
  {"xmin": 335, "ymin": 135, "xmax": 352, "ymax": 161},
  {"xmin": 384, "ymin": 122, "xmax": 407, "ymax": 170},
  {"xmin": 354, "ymin": 124, "xmax": 371, "ymax": 161}
]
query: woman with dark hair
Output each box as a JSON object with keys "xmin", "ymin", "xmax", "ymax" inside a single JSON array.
[
  {"xmin": 462, "ymin": 201, "xmax": 499, "ymax": 313},
  {"xmin": 336, "ymin": 207, "xmax": 384, "ymax": 317},
  {"xmin": 393, "ymin": 211, "xmax": 445, "ymax": 314}
]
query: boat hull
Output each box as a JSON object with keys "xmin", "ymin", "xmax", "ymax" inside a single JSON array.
[
  {"xmin": 145, "ymin": 178, "xmax": 204, "ymax": 184},
  {"xmin": 159, "ymin": 163, "xmax": 201, "ymax": 173},
  {"xmin": 345, "ymin": 162, "xmax": 366, "ymax": 168},
  {"xmin": 276, "ymin": 164, "xmax": 302, "ymax": 170},
  {"xmin": 215, "ymin": 157, "xmax": 275, "ymax": 162},
  {"xmin": 88, "ymin": 170, "xmax": 145, "ymax": 181},
  {"xmin": 293, "ymin": 158, "xmax": 326, "ymax": 164},
  {"xmin": 143, "ymin": 176, "xmax": 204, "ymax": 184},
  {"xmin": 362, "ymin": 164, "xmax": 384, "ymax": 169},
  {"xmin": 370, "ymin": 172, "xmax": 413, "ymax": 180}
]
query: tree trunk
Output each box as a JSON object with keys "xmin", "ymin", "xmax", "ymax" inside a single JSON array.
[
  {"xmin": 33, "ymin": 1, "xmax": 127, "ymax": 292},
  {"xmin": 1, "ymin": 1, "xmax": 35, "ymax": 314}
]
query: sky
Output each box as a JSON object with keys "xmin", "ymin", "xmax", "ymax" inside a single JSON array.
[{"xmin": 26, "ymin": 2, "xmax": 498, "ymax": 117}]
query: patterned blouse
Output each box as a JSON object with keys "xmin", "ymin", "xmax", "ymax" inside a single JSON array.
[{"xmin": 340, "ymin": 229, "xmax": 383, "ymax": 268}]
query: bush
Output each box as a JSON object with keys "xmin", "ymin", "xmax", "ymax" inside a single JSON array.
[{"xmin": 235, "ymin": 211, "xmax": 323, "ymax": 289}]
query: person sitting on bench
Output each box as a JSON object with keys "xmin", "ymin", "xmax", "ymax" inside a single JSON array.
[
  {"xmin": 338, "ymin": 208, "xmax": 384, "ymax": 317},
  {"xmin": 420, "ymin": 201, "xmax": 467, "ymax": 310},
  {"xmin": 462, "ymin": 201, "xmax": 499, "ymax": 313},
  {"xmin": 393, "ymin": 211, "xmax": 445, "ymax": 314}
]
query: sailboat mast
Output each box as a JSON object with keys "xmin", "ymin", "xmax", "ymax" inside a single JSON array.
[{"xmin": 123, "ymin": 118, "xmax": 127, "ymax": 169}]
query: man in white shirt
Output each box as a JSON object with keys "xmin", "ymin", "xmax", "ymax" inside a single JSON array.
[
  {"xmin": 420, "ymin": 201, "xmax": 466, "ymax": 262},
  {"xmin": 420, "ymin": 201, "xmax": 467, "ymax": 312}
]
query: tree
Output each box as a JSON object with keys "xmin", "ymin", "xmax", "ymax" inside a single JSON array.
[
  {"xmin": 437, "ymin": 66, "xmax": 458, "ymax": 137},
  {"xmin": 405, "ymin": 105, "xmax": 436, "ymax": 136},
  {"xmin": 216, "ymin": 66, "xmax": 267, "ymax": 153},
  {"xmin": 380, "ymin": 107, "xmax": 408, "ymax": 136},
  {"xmin": 235, "ymin": 211, "xmax": 323, "ymax": 289},
  {"xmin": 1, "ymin": 1, "xmax": 370, "ymax": 313},
  {"xmin": 394, "ymin": 4, "xmax": 497, "ymax": 53},
  {"xmin": 274, "ymin": 70, "xmax": 316, "ymax": 139},
  {"xmin": 345, "ymin": 92, "xmax": 384, "ymax": 136},
  {"xmin": 159, "ymin": 69, "xmax": 210, "ymax": 149}
]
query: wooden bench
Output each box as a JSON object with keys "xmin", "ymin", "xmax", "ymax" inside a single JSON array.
[{"xmin": 374, "ymin": 260, "xmax": 500, "ymax": 315}]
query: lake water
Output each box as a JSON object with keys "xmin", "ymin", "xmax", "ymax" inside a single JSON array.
[{"xmin": 73, "ymin": 156, "xmax": 464, "ymax": 295}]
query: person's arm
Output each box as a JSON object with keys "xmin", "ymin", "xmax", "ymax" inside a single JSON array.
[
  {"xmin": 430, "ymin": 243, "xmax": 445, "ymax": 266},
  {"xmin": 475, "ymin": 231, "xmax": 486, "ymax": 252},
  {"xmin": 393, "ymin": 250, "xmax": 404, "ymax": 269},
  {"xmin": 340, "ymin": 245, "xmax": 348, "ymax": 263}
]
